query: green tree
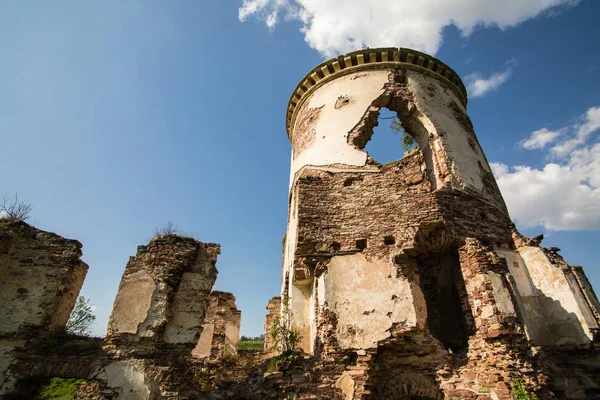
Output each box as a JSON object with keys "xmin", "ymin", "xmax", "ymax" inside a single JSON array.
[
  {"xmin": 391, "ymin": 117, "xmax": 417, "ymax": 152},
  {"xmin": 66, "ymin": 296, "xmax": 96, "ymax": 336}
]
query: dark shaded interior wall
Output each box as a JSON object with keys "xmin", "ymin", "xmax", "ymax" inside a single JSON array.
[{"xmin": 416, "ymin": 250, "xmax": 469, "ymax": 350}]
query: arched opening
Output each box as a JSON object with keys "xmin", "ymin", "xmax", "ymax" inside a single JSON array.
[{"xmin": 363, "ymin": 108, "xmax": 420, "ymax": 165}]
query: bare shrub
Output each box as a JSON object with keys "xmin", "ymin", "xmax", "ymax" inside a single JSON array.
[
  {"xmin": 1, "ymin": 192, "xmax": 33, "ymax": 221},
  {"xmin": 153, "ymin": 221, "xmax": 180, "ymax": 237}
]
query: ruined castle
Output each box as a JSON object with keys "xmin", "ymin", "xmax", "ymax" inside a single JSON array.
[{"xmin": 1, "ymin": 47, "xmax": 599, "ymax": 399}]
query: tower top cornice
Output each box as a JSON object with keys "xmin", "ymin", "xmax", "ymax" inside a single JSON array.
[{"xmin": 286, "ymin": 47, "xmax": 468, "ymax": 139}]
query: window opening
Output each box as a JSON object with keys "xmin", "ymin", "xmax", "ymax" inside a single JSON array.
[{"xmin": 364, "ymin": 108, "xmax": 419, "ymax": 165}]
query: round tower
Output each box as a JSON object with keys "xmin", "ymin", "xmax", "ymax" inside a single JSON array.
[
  {"xmin": 283, "ymin": 47, "xmax": 511, "ymax": 351},
  {"xmin": 279, "ymin": 47, "xmax": 600, "ymax": 399}
]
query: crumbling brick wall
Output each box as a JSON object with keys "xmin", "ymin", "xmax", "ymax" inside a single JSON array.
[
  {"xmin": 102, "ymin": 234, "xmax": 220, "ymax": 398},
  {"xmin": 105, "ymin": 235, "xmax": 219, "ymax": 354},
  {"xmin": 0, "ymin": 219, "xmax": 88, "ymax": 337},
  {"xmin": 192, "ymin": 291, "xmax": 241, "ymax": 360},
  {"xmin": 0, "ymin": 219, "xmax": 89, "ymax": 396},
  {"xmin": 1, "ymin": 229, "xmax": 222, "ymax": 400}
]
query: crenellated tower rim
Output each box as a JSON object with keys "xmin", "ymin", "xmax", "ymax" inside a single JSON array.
[{"xmin": 286, "ymin": 47, "xmax": 468, "ymax": 139}]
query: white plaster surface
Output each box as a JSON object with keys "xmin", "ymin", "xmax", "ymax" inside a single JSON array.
[
  {"xmin": 519, "ymin": 246, "xmax": 595, "ymax": 345},
  {"xmin": 192, "ymin": 324, "xmax": 214, "ymax": 358},
  {"xmin": 105, "ymin": 361, "xmax": 150, "ymax": 400},
  {"xmin": 224, "ymin": 323, "xmax": 240, "ymax": 356},
  {"xmin": 495, "ymin": 248, "xmax": 552, "ymax": 344},
  {"xmin": 284, "ymin": 190, "xmax": 316, "ymax": 351},
  {"xmin": 406, "ymin": 71, "xmax": 491, "ymax": 194},
  {"xmin": 321, "ymin": 253, "xmax": 417, "ymax": 350},
  {"xmin": 164, "ymin": 272, "xmax": 211, "ymax": 344},
  {"xmin": 291, "ymin": 283, "xmax": 313, "ymax": 353},
  {"xmin": 109, "ymin": 271, "xmax": 155, "ymax": 335},
  {"xmin": 290, "ymin": 71, "xmax": 389, "ymax": 182},
  {"xmin": 488, "ymin": 271, "xmax": 516, "ymax": 317}
]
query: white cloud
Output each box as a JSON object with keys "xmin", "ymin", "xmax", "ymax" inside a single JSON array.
[
  {"xmin": 265, "ymin": 11, "xmax": 278, "ymax": 29},
  {"xmin": 238, "ymin": 0, "xmax": 271, "ymax": 22},
  {"xmin": 550, "ymin": 106, "xmax": 600, "ymax": 157},
  {"xmin": 519, "ymin": 128, "xmax": 561, "ymax": 149},
  {"xmin": 464, "ymin": 69, "xmax": 512, "ymax": 98},
  {"xmin": 0, "ymin": 211, "xmax": 8, "ymax": 219},
  {"xmin": 238, "ymin": 0, "xmax": 579, "ymax": 57},
  {"xmin": 493, "ymin": 105, "xmax": 600, "ymax": 231}
]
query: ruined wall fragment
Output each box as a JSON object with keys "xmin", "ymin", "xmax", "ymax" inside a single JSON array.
[
  {"xmin": 102, "ymin": 235, "xmax": 220, "ymax": 399},
  {"xmin": 263, "ymin": 296, "xmax": 281, "ymax": 353},
  {"xmin": 511, "ymin": 240, "xmax": 599, "ymax": 345},
  {"xmin": 192, "ymin": 291, "xmax": 241, "ymax": 360},
  {"xmin": 0, "ymin": 219, "xmax": 89, "ymax": 396},
  {"xmin": 0, "ymin": 219, "xmax": 88, "ymax": 337},
  {"xmin": 0, "ymin": 224, "xmax": 232, "ymax": 400},
  {"xmin": 106, "ymin": 235, "xmax": 219, "ymax": 355}
]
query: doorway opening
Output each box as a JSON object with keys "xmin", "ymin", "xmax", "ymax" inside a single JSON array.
[{"xmin": 416, "ymin": 249, "xmax": 470, "ymax": 351}]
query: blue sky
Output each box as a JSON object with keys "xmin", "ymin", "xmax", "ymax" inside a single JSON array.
[{"xmin": 1, "ymin": 1, "xmax": 598, "ymax": 337}]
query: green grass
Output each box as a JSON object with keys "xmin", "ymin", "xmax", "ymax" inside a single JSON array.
[
  {"xmin": 35, "ymin": 378, "xmax": 84, "ymax": 400},
  {"xmin": 237, "ymin": 340, "xmax": 264, "ymax": 351}
]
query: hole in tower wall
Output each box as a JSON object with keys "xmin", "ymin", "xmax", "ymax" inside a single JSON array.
[
  {"xmin": 356, "ymin": 239, "xmax": 367, "ymax": 251},
  {"xmin": 416, "ymin": 249, "xmax": 469, "ymax": 351},
  {"xmin": 363, "ymin": 108, "xmax": 420, "ymax": 165}
]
